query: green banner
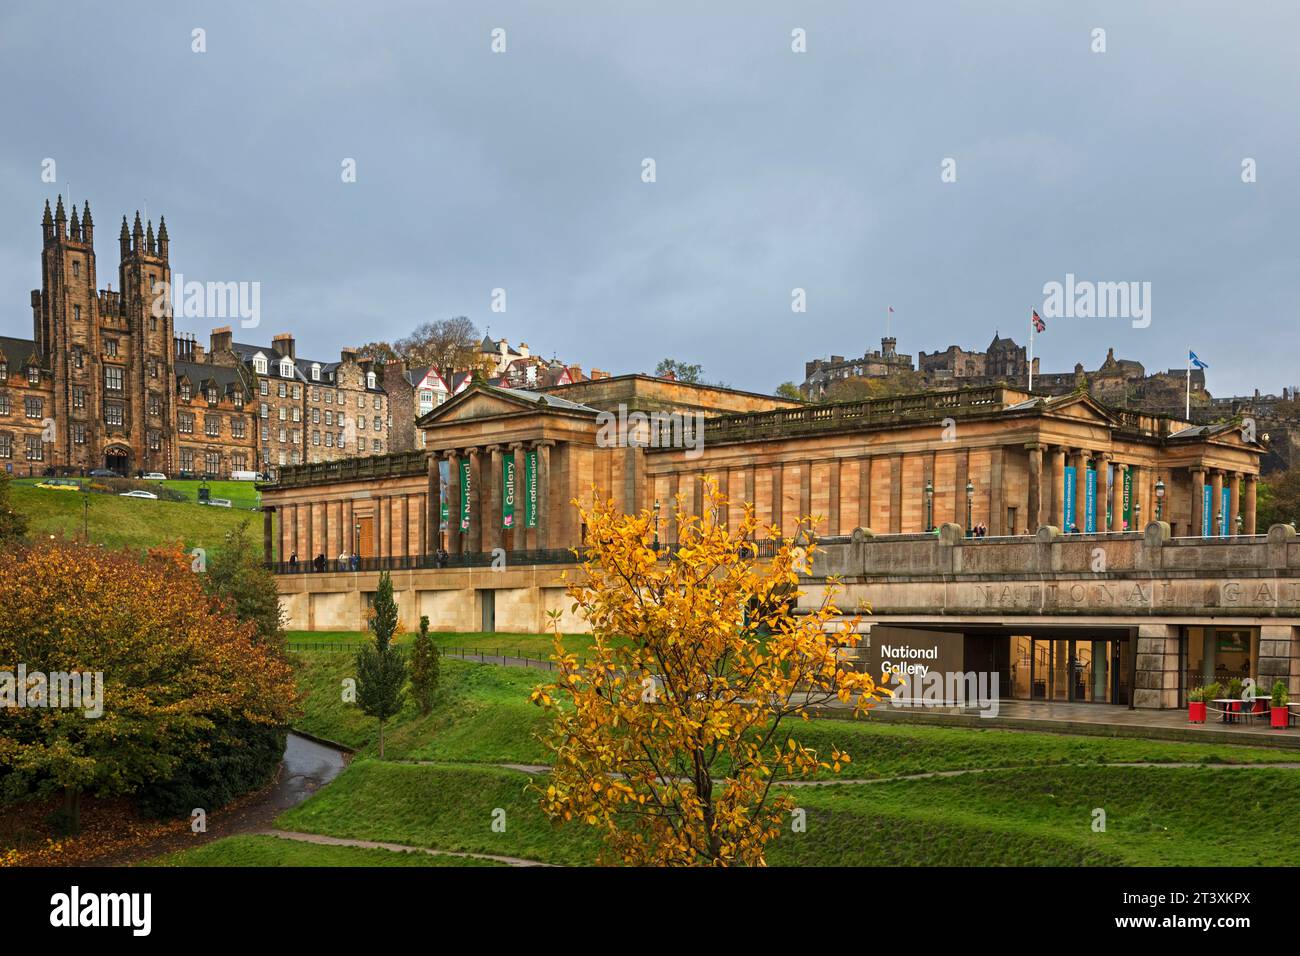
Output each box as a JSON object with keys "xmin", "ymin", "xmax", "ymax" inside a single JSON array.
[
  {"xmin": 524, "ymin": 448, "xmax": 538, "ymax": 528},
  {"xmin": 502, "ymin": 456, "xmax": 516, "ymax": 530},
  {"xmin": 459, "ymin": 459, "xmax": 471, "ymax": 531},
  {"xmin": 439, "ymin": 460, "xmax": 449, "ymax": 529},
  {"xmin": 1122, "ymin": 469, "xmax": 1133, "ymax": 530}
]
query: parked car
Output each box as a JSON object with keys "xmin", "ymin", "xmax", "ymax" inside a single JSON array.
[
  {"xmin": 231, "ymin": 470, "xmax": 260, "ymax": 481},
  {"xmin": 119, "ymin": 490, "xmax": 159, "ymax": 500},
  {"xmin": 88, "ymin": 468, "xmax": 119, "ymax": 478},
  {"xmin": 35, "ymin": 478, "xmax": 81, "ymax": 491},
  {"xmin": 204, "ymin": 497, "xmax": 233, "ymax": 508},
  {"xmin": 141, "ymin": 472, "xmax": 168, "ymax": 480}
]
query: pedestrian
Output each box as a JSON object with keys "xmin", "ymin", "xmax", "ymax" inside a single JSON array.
[
  {"xmin": 313, "ymin": 552, "xmax": 325, "ymax": 573},
  {"xmin": 436, "ymin": 546, "xmax": 448, "ymax": 568},
  {"xmin": 289, "ymin": 550, "xmax": 298, "ymax": 569},
  {"xmin": 338, "ymin": 550, "xmax": 348, "ymax": 571}
]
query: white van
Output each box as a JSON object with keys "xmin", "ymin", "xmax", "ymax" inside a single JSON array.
[{"xmin": 231, "ymin": 470, "xmax": 261, "ymax": 481}]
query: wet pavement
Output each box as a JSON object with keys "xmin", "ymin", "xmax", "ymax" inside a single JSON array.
[{"xmin": 266, "ymin": 733, "xmax": 348, "ymax": 812}]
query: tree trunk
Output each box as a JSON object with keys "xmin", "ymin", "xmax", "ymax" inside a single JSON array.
[{"xmin": 62, "ymin": 787, "xmax": 82, "ymax": 834}]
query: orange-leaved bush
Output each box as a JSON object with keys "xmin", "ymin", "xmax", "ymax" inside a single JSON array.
[{"xmin": 0, "ymin": 540, "xmax": 298, "ymax": 828}]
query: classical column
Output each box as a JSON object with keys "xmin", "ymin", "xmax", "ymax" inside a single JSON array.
[
  {"xmin": 1229, "ymin": 472, "xmax": 1242, "ymax": 536},
  {"xmin": 799, "ymin": 460, "xmax": 812, "ymax": 532},
  {"xmin": 1244, "ymin": 474, "xmax": 1258, "ymax": 535},
  {"xmin": 291, "ymin": 504, "xmax": 300, "ymax": 559},
  {"xmin": 1072, "ymin": 449, "xmax": 1089, "ymax": 533},
  {"xmin": 828, "ymin": 459, "xmax": 841, "ymax": 536},
  {"xmin": 427, "ymin": 455, "xmax": 440, "ymax": 554},
  {"xmin": 989, "ymin": 447, "xmax": 1004, "ymax": 536},
  {"xmin": 1096, "ymin": 453, "xmax": 1111, "ymax": 533},
  {"xmin": 466, "ymin": 447, "xmax": 482, "ymax": 553},
  {"xmin": 342, "ymin": 498, "xmax": 354, "ymax": 557},
  {"xmin": 400, "ymin": 493, "xmax": 411, "ymax": 557},
  {"xmin": 771, "ymin": 462, "xmax": 784, "ymax": 539},
  {"xmin": 1210, "ymin": 469, "xmax": 1224, "ymax": 537},
  {"xmin": 1026, "ymin": 443, "xmax": 1043, "ymax": 532},
  {"xmin": 510, "ymin": 443, "xmax": 527, "ymax": 552},
  {"xmin": 1050, "ymin": 446, "xmax": 1066, "ymax": 529},
  {"xmin": 304, "ymin": 502, "xmax": 315, "ymax": 561},
  {"xmin": 262, "ymin": 507, "xmax": 275, "ymax": 563},
  {"xmin": 857, "ymin": 456, "xmax": 871, "ymax": 529},
  {"xmin": 1191, "ymin": 466, "xmax": 1205, "ymax": 536},
  {"xmin": 445, "ymin": 451, "xmax": 462, "ymax": 554},
  {"xmin": 319, "ymin": 501, "xmax": 328, "ymax": 559},
  {"xmin": 537, "ymin": 440, "xmax": 553, "ymax": 551}
]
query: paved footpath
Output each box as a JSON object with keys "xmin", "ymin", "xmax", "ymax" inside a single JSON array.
[{"xmin": 260, "ymin": 829, "xmax": 554, "ymax": 867}]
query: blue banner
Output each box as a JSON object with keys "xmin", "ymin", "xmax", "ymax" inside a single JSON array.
[
  {"xmin": 1063, "ymin": 466, "xmax": 1076, "ymax": 530},
  {"xmin": 1202, "ymin": 485, "xmax": 1212, "ymax": 537},
  {"xmin": 1084, "ymin": 466, "xmax": 1097, "ymax": 533},
  {"xmin": 1221, "ymin": 487, "xmax": 1231, "ymax": 537}
]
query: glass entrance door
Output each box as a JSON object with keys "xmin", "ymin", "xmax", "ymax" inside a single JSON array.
[{"xmin": 1007, "ymin": 636, "xmax": 1130, "ymax": 703}]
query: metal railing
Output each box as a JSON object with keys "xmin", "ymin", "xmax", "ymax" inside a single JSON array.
[{"xmin": 267, "ymin": 547, "xmax": 582, "ymax": 574}]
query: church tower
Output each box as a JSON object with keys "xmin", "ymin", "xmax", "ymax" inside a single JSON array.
[{"xmin": 117, "ymin": 210, "xmax": 176, "ymax": 473}]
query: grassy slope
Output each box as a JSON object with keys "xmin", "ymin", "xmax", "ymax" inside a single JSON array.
[
  {"xmin": 274, "ymin": 757, "xmax": 1300, "ymax": 867},
  {"xmin": 11, "ymin": 483, "xmax": 260, "ymax": 553},
  {"xmin": 292, "ymin": 653, "xmax": 553, "ymax": 764},
  {"xmin": 163, "ymin": 653, "xmax": 1300, "ymax": 867},
  {"xmin": 143, "ymin": 834, "xmax": 501, "ymax": 867}
]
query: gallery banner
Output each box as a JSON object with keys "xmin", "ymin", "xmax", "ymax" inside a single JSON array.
[
  {"xmin": 460, "ymin": 459, "xmax": 472, "ymax": 531},
  {"xmin": 502, "ymin": 456, "xmax": 516, "ymax": 530},
  {"xmin": 1221, "ymin": 486, "xmax": 1231, "ymax": 537},
  {"xmin": 1202, "ymin": 484, "xmax": 1212, "ymax": 537},
  {"xmin": 524, "ymin": 447, "xmax": 538, "ymax": 529},
  {"xmin": 1122, "ymin": 469, "xmax": 1133, "ymax": 529}
]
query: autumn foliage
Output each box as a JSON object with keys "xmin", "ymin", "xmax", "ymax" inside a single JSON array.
[
  {"xmin": 0, "ymin": 540, "xmax": 298, "ymax": 828},
  {"xmin": 531, "ymin": 479, "xmax": 887, "ymax": 866}
]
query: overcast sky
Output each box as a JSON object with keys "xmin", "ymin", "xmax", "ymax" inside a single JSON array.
[{"xmin": 1, "ymin": 1, "xmax": 1297, "ymax": 397}]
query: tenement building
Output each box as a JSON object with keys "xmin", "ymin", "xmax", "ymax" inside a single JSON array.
[
  {"xmin": 1, "ymin": 198, "xmax": 392, "ymax": 478},
  {"xmin": 258, "ymin": 381, "xmax": 1292, "ymax": 710}
]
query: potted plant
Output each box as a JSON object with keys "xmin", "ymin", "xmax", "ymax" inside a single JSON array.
[
  {"xmin": 1271, "ymin": 680, "xmax": 1291, "ymax": 729},
  {"xmin": 1187, "ymin": 686, "xmax": 1207, "ymax": 724}
]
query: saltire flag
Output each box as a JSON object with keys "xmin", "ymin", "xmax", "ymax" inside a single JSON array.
[
  {"xmin": 1189, "ymin": 350, "xmax": 1209, "ymax": 369},
  {"xmin": 1032, "ymin": 310, "xmax": 1046, "ymax": 333},
  {"xmin": 888, "ymin": 306, "xmax": 895, "ymax": 313}
]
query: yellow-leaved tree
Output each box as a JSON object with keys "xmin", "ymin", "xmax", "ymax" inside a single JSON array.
[{"xmin": 530, "ymin": 478, "xmax": 887, "ymax": 866}]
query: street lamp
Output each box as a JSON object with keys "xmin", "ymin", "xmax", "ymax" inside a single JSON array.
[
  {"xmin": 653, "ymin": 499, "xmax": 661, "ymax": 552},
  {"xmin": 925, "ymin": 479, "xmax": 934, "ymax": 532},
  {"xmin": 965, "ymin": 479, "xmax": 974, "ymax": 537},
  {"xmin": 1154, "ymin": 477, "xmax": 1165, "ymax": 521},
  {"xmin": 1235, "ymin": 513, "xmax": 1244, "ymax": 536},
  {"xmin": 1134, "ymin": 500, "xmax": 1142, "ymax": 530}
]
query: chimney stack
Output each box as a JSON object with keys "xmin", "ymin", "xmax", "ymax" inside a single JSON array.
[{"xmin": 272, "ymin": 332, "xmax": 296, "ymax": 360}]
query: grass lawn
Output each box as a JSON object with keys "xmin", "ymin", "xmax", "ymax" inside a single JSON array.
[
  {"xmin": 276, "ymin": 760, "xmax": 601, "ymax": 866},
  {"xmin": 10, "ymin": 482, "xmax": 262, "ymax": 554},
  {"xmin": 273, "ymin": 756, "xmax": 1300, "ymax": 867},
  {"xmin": 162, "ymin": 652, "xmax": 1300, "ymax": 867},
  {"xmin": 143, "ymin": 833, "xmax": 502, "ymax": 867},
  {"xmin": 292, "ymin": 652, "xmax": 553, "ymax": 763}
]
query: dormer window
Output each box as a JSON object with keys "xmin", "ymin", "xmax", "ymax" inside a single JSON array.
[
  {"xmin": 253, "ymin": 354, "xmax": 268, "ymax": 375},
  {"xmin": 280, "ymin": 359, "xmax": 293, "ymax": 378},
  {"xmin": 180, "ymin": 383, "xmax": 191, "ymax": 400},
  {"xmin": 311, "ymin": 363, "xmax": 321, "ymax": 381},
  {"xmin": 366, "ymin": 371, "xmax": 377, "ymax": 389}
]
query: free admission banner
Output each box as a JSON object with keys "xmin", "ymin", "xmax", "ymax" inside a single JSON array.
[
  {"xmin": 1202, "ymin": 484, "xmax": 1212, "ymax": 537},
  {"xmin": 502, "ymin": 456, "xmax": 516, "ymax": 530},
  {"xmin": 1084, "ymin": 467, "xmax": 1097, "ymax": 533},
  {"xmin": 460, "ymin": 459, "xmax": 472, "ymax": 531},
  {"xmin": 1221, "ymin": 486, "xmax": 1231, "ymax": 537},
  {"xmin": 1063, "ymin": 466, "xmax": 1076, "ymax": 530},
  {"xmin": 524, "ymin": 448, "xmax": 538, "ymax": 528}
]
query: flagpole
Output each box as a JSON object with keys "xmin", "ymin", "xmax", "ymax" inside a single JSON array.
[
  {"xmin": 1186, "ymin": 350, "xmax": 1191, "ymax": 421},
  {"xmin": 1027, "ymin": 309, "xmax": 1035, "ymax": 392}
]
